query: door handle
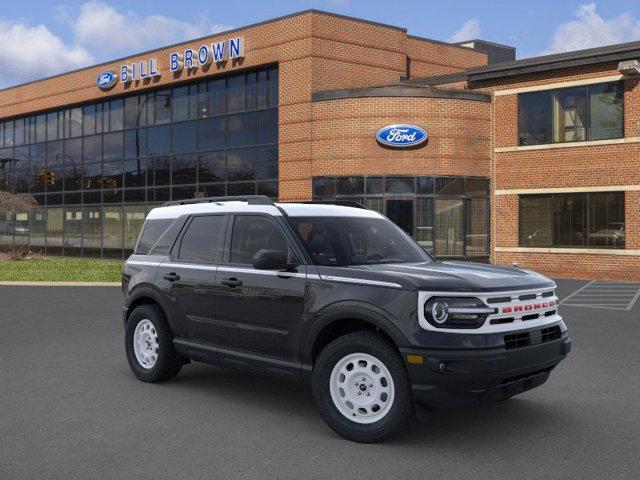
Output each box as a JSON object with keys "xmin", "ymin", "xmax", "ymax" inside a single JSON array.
[
  {"xmin": 221, "ymin": 277, "xmax": 243, "ymax": 288},
  {"xmin": 163, "ymin": 272, "xmax": 180, "ymax": 282}
]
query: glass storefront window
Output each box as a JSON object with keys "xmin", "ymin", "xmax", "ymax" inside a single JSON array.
[
  {"xmin": 45, "ymin": 208, "xmax": 63, "ymax": 254},
  {"xmin": 416, "ymin": 198, "xmax": 433, "ymax": 251},
  {"xmin": 386, "ymin": 177, "xmax": 414, "ymax": 195},
  {"xmin": 435, "ymin": 198, "xmax": 464, "ymax": 257},
  {"xmin": 83, "ymin": 206, "xmax": 102, "ymax": 257},
  {"xmin": 29, "ymin": 207, "xmax": 46, "ymax": 249},
  {"xmin": 103, "ymin": 206, "xmax": 123, "ymax": 257},
  {"xmin": 124, "ymin": 205, "xmax": 147, "ymax": 251},
  {"xmin": 63, "ymin": 207, "xmax": 83, "ymax": 255},
  {"xmin": 313, "ymin": 175, "xmax": 489, "ymax": 259},
  {"xmin": 466, "ymin": 197, "xmax": 488, "ymax": 256},
  {"xmin": 0, "ymin": 66, "xmax": 278, "ymax": 258}
]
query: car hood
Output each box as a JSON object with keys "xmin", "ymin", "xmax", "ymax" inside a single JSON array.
[{"xmin": 318, "ymin": 261, "xmax": 555, "ymax": 292}]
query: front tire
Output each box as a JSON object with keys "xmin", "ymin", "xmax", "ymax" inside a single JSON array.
[
  {"xmin": 125, "ymin": 304, "xmax": 182, "ymax": 383},
  {"xmin": 312, "ymin": 331, "xmax": 413, "ymax": 443}
]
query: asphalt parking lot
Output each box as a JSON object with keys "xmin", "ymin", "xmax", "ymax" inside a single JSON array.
[{"xmin": 0, "ymin": 280, "xmax": 638, "ymax": 480}]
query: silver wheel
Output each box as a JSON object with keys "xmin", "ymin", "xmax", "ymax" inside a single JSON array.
[
  {"xmin": 329, "ymin": 352, "xmax": 395, "ymax": 424},
  {"xmin": 133, "ymin": 319, "xmax": 159, "ymax": 369}
]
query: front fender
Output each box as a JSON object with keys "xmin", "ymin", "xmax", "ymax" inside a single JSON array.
[{"xmin": 300, "ymin": 300, "xmax": 411, "ymax": 365}]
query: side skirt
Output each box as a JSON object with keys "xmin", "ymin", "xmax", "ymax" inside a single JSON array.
[{"xmin": 173, "ymin": 338, "xmax": 312, "ymax": 382}]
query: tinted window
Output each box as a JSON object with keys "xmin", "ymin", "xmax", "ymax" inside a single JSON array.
[
  {"xmin": 136, "ymin": 218, "xmax": 173, "ymax": 254},
  {"xmin": 291, "ymin": 216, "xmax": 431, "ymax": 266},
  {"xmin": 229, "ymin": 215, "xmax": 290, "ymax": 265},
  {"xmin": 518, "ymin": 82, "xmax": 623, "ymax": 145},
  {"xmin": 590, "ymin": 83, "xmax": 623, "ymax": 140},
  {"xmin": 554, "ymin": 193, "xmax": 587, "ymax": 247},
  {"xmin": 519, "ymin": 195, "xmax": 553, "ymax": 247},
  {"xmin": 519, "ymin": 192, "xmax": 624, "ymax": 248},
  {"xmin": 198, "ymin": 116, "xmax": 225, "ymax": 150},
  {"xmin": 178, "ymin": 215, "xmax": 227, "ymax": 263}
]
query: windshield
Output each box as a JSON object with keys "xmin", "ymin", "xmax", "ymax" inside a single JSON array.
[{"xmin": 290, "ymin": 216, "xmax": 433, "ymax": 266}]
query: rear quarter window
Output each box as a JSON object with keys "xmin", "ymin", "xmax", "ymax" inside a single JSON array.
[{"xmin": 135, "ymin": 219, "xmax": 174, "ymax": 254}]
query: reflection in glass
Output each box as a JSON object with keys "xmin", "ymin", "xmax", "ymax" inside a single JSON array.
[
  {"xmin": 227, "ymin": 148, "xmax": 255, "ymax": 181},
  {"xmin": 124, "ymin": 205, "xmax": 146, "ymax": 249},
  {"xmin": 172, "ymin": 121, "xmax": 197, "ymax": 153},
  {"xmin": 0, "ymin": 66, "xmax": 278, "ymax": 258},
  {"xmin": 198, "ymin": 117, "xmax": 225, "ymax": 150},
  {"xmin": 29, "ymin": 207, "xmax": 46, "ymax": 249},
  {"xmin": 103, "ymin": 206, "xmax": 123, "ymax": 258},
  {"xmin": 466, "ymin": 198, "xmax": 488, "ymax": 255},
  {"xmin": 83, "ymin": 206, "xmax": 102, "ymax": 256},
  {"xmin": 46, "ymin": 207, "xmax": 63, "ymax": 254},
  {"xmin": 63, "ymin": 206, "xmax": 83, "ymax": 254},
  {"xmin": 435, "ymin": 198, "xmax": 464, "ymax": 257},
  {"xmin": 416, "ymin": 198, "xmax": 433, "ymax": 251},
  {"xmin": 227, "ymin": 112, "xmax": 256, "ymax": 147}
]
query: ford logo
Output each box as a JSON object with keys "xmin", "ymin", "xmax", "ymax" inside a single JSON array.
[
  {"xmin": 96, "ymin": 71, "xmax": 118, "ymax": 90},
  {"xmin": 376, "ymin": 124, "xmax": 428, "ymax": 148}
]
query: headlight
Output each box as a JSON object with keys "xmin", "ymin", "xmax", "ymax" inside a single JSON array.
[{"xmin": 424, "ymin": 297, "xmax": 494, "ymax": 329}]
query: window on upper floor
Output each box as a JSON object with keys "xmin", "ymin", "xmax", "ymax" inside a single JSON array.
[{"xmin": 518, "ymin": 82, "xmax": 623, "ymax": 146}]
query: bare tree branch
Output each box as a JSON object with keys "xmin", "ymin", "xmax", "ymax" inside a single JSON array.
[{"xmin": 0, "ymin": 191, "xmax": 37, "ymax": 214}]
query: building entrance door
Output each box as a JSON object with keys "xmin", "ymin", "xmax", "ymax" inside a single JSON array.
[{"xmin": 386, "ymin": 199, "xmax": 414, "ymax": 237}]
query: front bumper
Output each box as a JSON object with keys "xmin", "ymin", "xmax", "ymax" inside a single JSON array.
[{"xmin": 400, "ymin": 330, "xmax": 571, "ymax": 411}]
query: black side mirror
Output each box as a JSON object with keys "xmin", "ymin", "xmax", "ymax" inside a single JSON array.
[{"xmin": 252, "ymin": 249, "xmax": 295, "ymax": 270}]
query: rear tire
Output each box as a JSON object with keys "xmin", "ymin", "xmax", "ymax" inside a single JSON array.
[
  {"xmin": 125, "ymin": 304, "xmax": 182, "ymax": 383},
  {"xmin": 312, "ymin": 331, "xmax": 413, "ymax": 443}
]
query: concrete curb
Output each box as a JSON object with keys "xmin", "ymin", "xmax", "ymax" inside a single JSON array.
[{"xmin": 0, "ymin": 281, "xmax": 121, "ymax": 287}]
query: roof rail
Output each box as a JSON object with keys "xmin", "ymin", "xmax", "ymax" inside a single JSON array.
[
  {"xmin": 294, "ymin": 200, "xmax": 368, "ymax": 209},
  {"xmin": 162, "ymin": 195, "xmax": 275, "ymax": 207}
]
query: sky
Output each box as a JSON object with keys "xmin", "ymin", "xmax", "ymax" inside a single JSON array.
[{"xmin": 2, "ymin": 0, "xmax": 640, "ymax": 88}]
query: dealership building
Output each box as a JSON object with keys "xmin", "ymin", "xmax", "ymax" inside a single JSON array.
[{"xmin": 0, "ymin": 10, "xmax": 638, "ymax": 280}]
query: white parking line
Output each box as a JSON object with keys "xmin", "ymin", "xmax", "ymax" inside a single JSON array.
[{"xmin": 560, "ymin": 280, "xmax": 640, "ymax": 310}]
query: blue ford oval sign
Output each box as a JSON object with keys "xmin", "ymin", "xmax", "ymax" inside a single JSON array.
[
  {"xmin": 376, "ymin": 124, "xmax": 428, "ymax": 148},
  {"xmin": 96, "ymin": 71, "xmax": 118, "ymax": 90}
]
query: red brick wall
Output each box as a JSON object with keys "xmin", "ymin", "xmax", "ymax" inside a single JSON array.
[
  {"xmin": 309, "ymin": 96, "xmax": 491, "ymax": 185},
  {"xmin": 406, "ymin": 37, "xmax": 487, "ymax": 79},
  {"xmin": 483, "ymin": 63, "xmax": 640, "ymax": 281}
]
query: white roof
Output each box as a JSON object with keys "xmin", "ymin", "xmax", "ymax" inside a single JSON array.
[
  {"xmin": 145, "ymin": 201, "xmax": 382, "ymax": 220},
  {"xmin": 278, "ymin": 203, "xmax": 382, "ymax": 218}
]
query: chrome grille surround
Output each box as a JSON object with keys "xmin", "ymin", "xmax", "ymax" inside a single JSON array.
[{"xmin": 417, "ymin": 285, "xmax": 565, "ymax": 334}]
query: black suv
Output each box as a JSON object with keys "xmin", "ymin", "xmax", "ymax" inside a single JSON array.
[{"xmin": 122, "ymin": 195, "xmax": 571, "ymax": 442}]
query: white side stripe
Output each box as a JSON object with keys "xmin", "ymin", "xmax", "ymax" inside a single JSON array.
[{"xmin": 319, "ymin": 275, "xmax": 403, "ymax": 289}]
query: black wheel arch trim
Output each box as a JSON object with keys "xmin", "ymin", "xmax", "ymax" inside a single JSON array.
[
  {"xmin": 301, "ymin": 301, "xmax": 410, "ymax": 365},
  {"xmin": 124, "ymin": 284, "xmax": 173, "ymax": 326}
]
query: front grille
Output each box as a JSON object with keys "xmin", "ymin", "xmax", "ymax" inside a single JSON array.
[
  {"xmin": 518, "ymin": 293, "xmax": 537, "ymax": 301},
  {"xmin": 487, "ymin": 296, "xmax": 512, "ymax": 304},
  {"xmin": 541, "ymin": 325, "xmax": 562, "ymax": 343},
  {"xmin": 490, "ymin": 317, "xmax": 514, "ymax": 325},
  {"xmin": 504, "ymin": 332, "xmax": 531, "ymax": 349}
]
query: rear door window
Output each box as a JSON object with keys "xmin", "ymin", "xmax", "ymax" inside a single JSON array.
[{"xmin": 178, "ymin": 215, "xmax": 227, "ymax": 263}]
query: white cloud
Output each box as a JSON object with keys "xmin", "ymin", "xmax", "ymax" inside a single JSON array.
[
  {"xmin": 0, "ymin": 1, "xmax": 234, "ymax": 88},
  {"xmin": 542, "ymin": 3, "xmax": 640, "ymax": 54},
  {"xmin": 448, "ymin": 18, "xmax": 481, "ymax": 43},
  {"xmin": 70, "ymin": 1, "xmax": 232, "ymax": 55},
  {"xmin": 0, "ymin": 20, "xmax": 93, "ymax": 88}
]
